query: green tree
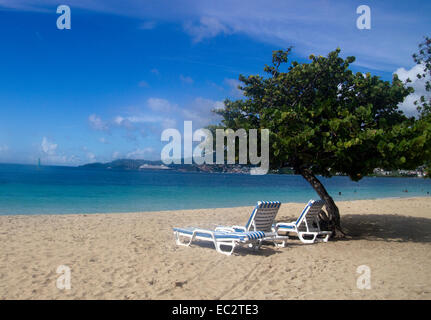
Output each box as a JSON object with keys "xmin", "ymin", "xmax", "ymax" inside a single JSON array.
[
  {"xmin": 212, "ymin": 48, "xmax": 431, "ymax": 236},
  {"xmin": 412, "ymin": 36, "xmax": 431, "ymax": 116},
  {"xmin": 412, "ymin": 36, "xmax": 431, "ymax": 176}
]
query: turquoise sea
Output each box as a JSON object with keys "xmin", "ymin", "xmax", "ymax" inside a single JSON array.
[{"xmin": 0, "ymin": 163, "xmax": 430, "ymax": 215}]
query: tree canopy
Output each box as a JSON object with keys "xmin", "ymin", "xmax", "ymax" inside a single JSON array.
[
  {"xmin": 412, "ymin": 36, "xmax": 431, "ymax": 116},
  {"xmin": 212, "ymin": 48, "xmax": 431, "ymax": 233}
]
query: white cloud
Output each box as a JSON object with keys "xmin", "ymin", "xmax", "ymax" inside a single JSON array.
[
  {"xmin": 147, "ymin": 97, "xmax": 176, "ymax": 112},
  {"xmin": 126, "ymin": 147, "xmax": 155, "ymax": 159},
  {"xmin": 148, "ymin": 96, "xmax": 224, "ymax": 127},
  {"xmin": 184, "ymin": 16, "xmax": 230, "ymax": 42},
  {"xmin": 89, "ymin": 114, "xmax": 109, "ymax": 131},
  {"xmin": 87, "ymin": 152, "xmax": 96, "ymax": 161},
  {"xmin": 115, "ymin": 112, "xmax": 176, "ymax": 132},
  {"xmin": 39, "ymin": 137, "xmax": 78, "ymax": 165},
  {"xmin": 148, "ymin": 96, "xmax": 223, "ymax": 128},
  {"xmin": 394, "ymin": 64, "xmax": 431, "ymax": 117},
  {"xmin": 114, "ymin": 116, "xmax": 135, "ymax": 130},
  {"xmin": 180, "ymin": 74, "xmax": 194, "ymax": 84},
  {"xmin": 139, "ymin": 21, "xmax": 156, "ymax": 30},
  {"xmin": 2, "ymin": 0, "xmax": 427, "ymax": 71},
  {"xmin": 41, "ymin": 137, "xmax": 57, "ymax": 155},
  {"xmin": 160, "ymin": 118, "xmax": 177, "ymax": 129},
  {"xmin": 0, "ymin": 0, "xmax": 50, "ymax": 12},
  {"xmin": 224, "ymin": 78, "xmax": 243, "ymax": 98},
  {"xmin": 113, "ymin": 96, "xmax": 223, "ymax": 137},
  {"xmin": 181, "ymin": 97, "xmax": 224, "ymax": 127}
]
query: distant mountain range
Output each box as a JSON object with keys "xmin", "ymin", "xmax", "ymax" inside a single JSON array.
[
  {"xmin": 79, "ymin": 159, "xmax": 251, "ymax": 174},
  {"xmin": 80, "ymin": 159, "xmax": 427, "ymax": 177}
]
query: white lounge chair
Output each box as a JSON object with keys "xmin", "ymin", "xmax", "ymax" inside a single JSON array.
[
  {"xmin": 215, "ymin": 201, "xmax": 288, "ymax": 247},
  {"xmin": 173, "ymin": 227, "xmax": 274, "ymax": 255},
  {"xmin": 274, "ymin": 199, "xmax": 332, "ymax": 244},
  {"xmin": 173, "ymin": 201, "xmax": 287, "ymax": 255}
]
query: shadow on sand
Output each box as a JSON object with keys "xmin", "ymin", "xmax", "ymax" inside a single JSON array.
[
  {"xmin": 340, "ymin": 214, "xmax": 431, "ymax": 243},
  {"xmin": 179, "ymin": 213, "xmax": 431, "ymax": 255},
  {"xmin": 186, "ymin": 240, "xmax": 282, "ymax": 256}
]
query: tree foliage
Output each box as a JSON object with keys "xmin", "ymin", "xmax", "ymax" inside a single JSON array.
[
  {"xmin": 412, "ymin": 36, "xmax": 431, "ymax": 176},
  {"xmin": 212, "ymin": 48, "xmax": 431, "ymax": 232},
  {"xmin": 412, "ymin": 36, "xmax": 431, "ymax": 116}
]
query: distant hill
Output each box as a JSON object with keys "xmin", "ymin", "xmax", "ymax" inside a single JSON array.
[
  {"xmin": 79, "ymin": 159, "xmax": 251, "ymax": 173},
  {"xmin": 81, "ymin": 159, "xmax": 165, "ymax": 170},
  {"xmin": 80, "ymin": 159, "xmax": 428, "ymax": 177}
]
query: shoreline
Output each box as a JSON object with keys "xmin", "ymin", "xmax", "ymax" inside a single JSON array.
[
  {"xmin": 1, "ymin": 197, "xmax": 430, "ymax": 299},
  {"xmin": 1, "ymin": 196, "xmax": 430, "ymax": 218}
]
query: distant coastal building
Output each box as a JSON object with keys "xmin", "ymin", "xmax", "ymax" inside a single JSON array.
[
  {"xmin": 139, "ymin": 164, "xmax": 171, "ymax": 170},
  {"xmin": 373, "ymin": 168, "xmax": 427, "ymax": 177}
]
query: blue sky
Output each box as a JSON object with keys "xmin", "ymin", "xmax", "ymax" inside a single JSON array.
[{"xmin": 0, "ymin": 0, "xmax": 430, "ymax": 165}]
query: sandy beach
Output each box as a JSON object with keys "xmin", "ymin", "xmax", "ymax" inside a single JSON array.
[{"xmin": 0, "ymin": 197, "xmax": 430, "ymax": 300}]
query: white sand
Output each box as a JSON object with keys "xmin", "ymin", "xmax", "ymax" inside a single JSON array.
[{"xmin": 0, "ymin": 197, "xmax": 430, "ymax": 299}]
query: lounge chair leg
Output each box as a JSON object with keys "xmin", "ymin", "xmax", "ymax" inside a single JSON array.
[
  {"xmin": 298, "ymin": 232, "xmax": 317, "ymax": 244},
  {"xmin": 174, "ymin": 231, "xmax": 194, "ymax": 246},
  {"xmin": 215, "ymin": 241, "xmax": 236, "ymax": 255},
  {"xmin": 316, "ymin": 234, "xmax": 330, "ymax": 242},
  {"xmin": 274, "ymin": 240, "xmax": 286, "ymax": 248},
  {"xmin": 250, "ymin": 240, "xmax": 262, "ymax": 251}
]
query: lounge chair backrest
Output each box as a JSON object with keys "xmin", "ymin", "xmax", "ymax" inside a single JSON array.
[
  {"xmin": 295, "ymin": 199, "xmax": 325, "ymax": 232},
  {"xmin": 245, "ymin": 201, "xmax": 281, "ymax": 232}
]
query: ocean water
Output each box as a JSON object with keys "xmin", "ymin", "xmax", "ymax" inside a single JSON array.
[{"xmin": 0, "ymin": 163, "xmax": 430, "ymax": 215}]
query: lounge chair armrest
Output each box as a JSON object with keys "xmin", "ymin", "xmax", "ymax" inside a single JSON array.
[
  {"xmin": 275, "ymin": 222, "xmax": 296, "ymax": 233},
  {"xmin": 215, "ymin": 227, "xmax": 236, "ymax": 233},
  {"xmin": 276, "ymin": 222, "xmax": 296, "ymax": 227},
  {"xmin": 190, "ymin": 228, "xmax": 218, "ymax": 241},
  {"xmin": 193, "ymin": 228, "xmax": 215, "ymax": 236}
]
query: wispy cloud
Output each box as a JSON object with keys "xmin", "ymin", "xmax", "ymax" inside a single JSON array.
[
  {"xmin": 2, "ymin": 0, "xmax": 428, "ymax": 71},
  {"xmin": 115, "ymin": 114, "xmax": 176, "ymax": 131},
  {"xmin": 112, "ymin": 96, "xmax": 223, "ymax": 138},
  {"xmin": 179, "ymin": 74, "xmax": 194, "ymax": 84},
  {"xmin": 126, "ymin": 147, "xmax": 155, "ymax": 159},
  {"xmin": 183, "ymin": 16, "xmax": 230, "ymax": 42},
  {"xmin": 224, "ymin": 78, "xmax": 243, "ymax": 98},
  {"xmin": 147, "ymin": 97, "xmax": 176, "ymax": 112},
  {"xmin": 139, "ymin": 20, "xmax": 156, "ymax": 30},
  {"xmin": 394, "ymin": 64, "xmax": 431, "ymax": 117},
  {"xmin": 41, "ymin": 137, "xmax": 57, "ymax": 155},
  {"xmin": 87, "ymin": 152, "xmax": 96, "ymax": 162},
  {"xmin": 88, "ymin": 114, "xmax": 109, "ymax": 131},
  {"xmin": 40, "ymin": 137, "xmax": 77, "ymax": 164},
  {"xmin": 179, "ymin": 97, "xmax": 224, "ymax": 128},
  {"xmin": 147, "ymin": 96, "xmax": 224, "ymax": 128}
]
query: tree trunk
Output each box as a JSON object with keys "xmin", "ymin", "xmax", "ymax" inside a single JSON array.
[{"xmin": 298, "ymin": 167, "xmax": 345, "ymax": 237}]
